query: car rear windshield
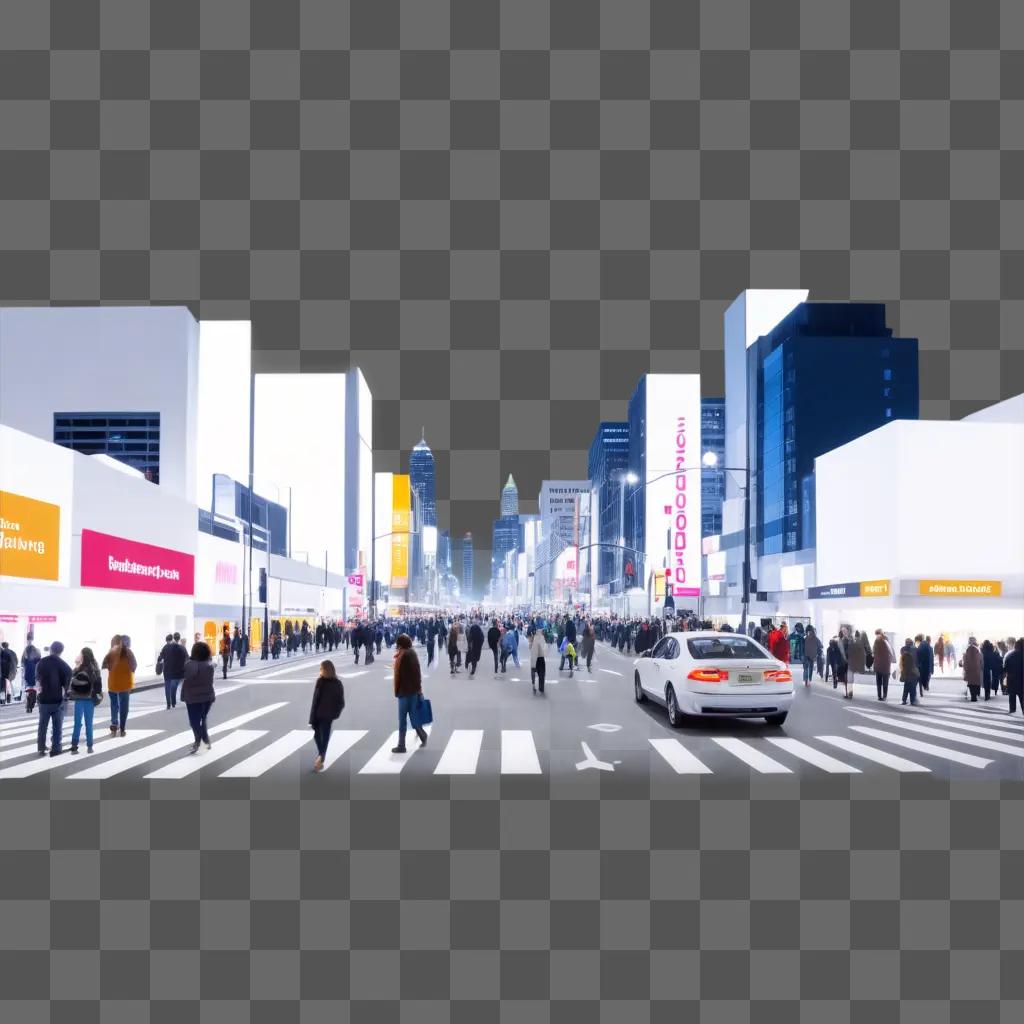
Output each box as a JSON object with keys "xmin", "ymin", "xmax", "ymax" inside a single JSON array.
[{"xmin": 686, "ymin": 637, "xmax": 771, "ymax": 660}]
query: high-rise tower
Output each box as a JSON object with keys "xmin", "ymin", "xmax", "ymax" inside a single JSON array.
[{"xmin": 500, "ymin": 474, "xmax": 518, "ymax": 517}]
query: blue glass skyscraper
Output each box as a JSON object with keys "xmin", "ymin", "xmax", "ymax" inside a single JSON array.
[
  {"xmin": 409, "ymin": 430, "xmax": 437, "ymax": 528},
  {"xmin": 701, "ymin": 399, "xmax": 725, "ymax": 538},
  {"xmin": 587, "ymin": 422, "xmax": 630, "ymax": 587}
]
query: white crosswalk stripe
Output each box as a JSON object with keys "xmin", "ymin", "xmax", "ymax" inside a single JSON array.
[
  {"xmin": 816, "ymin": 735, "xmax": 930, "ymax": 772},
  {"xmin": 0, "ymin": 702, "xmax": 169, "ymax": 742},
  {"xmin": 145, "ymin": 730, "xmax": 266, "ymax": 779},
  {"xmin": 500, "ymin": 730, "xmax": 542, "ymax": 774},
  {"xmin": 218, "ymin": 729, "xmax": 312, "ymax": 777},
  {"xmin": 358, "ymin": 727, "xmax": 433, "ymax": 774},
  {"xmin": 849, "ymin": 710, "xmax": 1024, "ymax": 757},
  {"xmin": 712, "ymin": 737, "xmax": 792, "ymax": 773},
  {"xmin": 434, "ymin": 730, "xmax": 484, "ymax": 774},
  {"xmin": 765, "ymin": 737, "xmax": 861, "ymax": 773},
  {"xmin": 322, "ymin": 730, "xmax": 371, "ymax": 769},
  {"xmin": 66, "ymin": 703, "xmax": 287, "ymax": 780},
  {"xmin": 897, "ymin": 706, "xmax": 1024, "ymax": 736},
  {"xmin": 0, "ymin": 730, "xmax": 163, "ymax": 779},
  {"xmin": 648, "ymin": 738, "xmax": 712, "ymax": 774},
  {"xmin": 920, "ymin": 706, "xmax": 1024, "ymax": 730},
  {"xmin": 849, "ymin": 725, "xmax": 992, "ymax": 768}
]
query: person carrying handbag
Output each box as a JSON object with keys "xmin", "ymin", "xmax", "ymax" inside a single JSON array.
[
  {"xmin": 69, "ymin": 648, "xmax": 103, "ymax": 754},
  {"xmin": 393, "ymin": 633, "xmax": 427, "ymax": 754}
]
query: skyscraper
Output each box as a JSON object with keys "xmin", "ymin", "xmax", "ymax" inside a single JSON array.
[
  {"xmin": 461, "ymin": 532, "xmax": 474, "ymax": 598},
  {"xmin": 409, "ymin": 429, "xmax": 437, "ymax": 528},
  {"xmin": 500, "ymin": 474, "xmax": 519, "ymax": 517},
  {"xmin": 587, "ymin": 422, "xmax": 630, "ymax": 587},
  {"xmin": 700, "ymin": 399, "xmax": 725, "ymax": 538}
]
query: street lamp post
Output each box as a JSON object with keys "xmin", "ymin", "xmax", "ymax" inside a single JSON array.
[{"xmin": 616, "ymin": 471, "xmax": 639, "ymax": 616}]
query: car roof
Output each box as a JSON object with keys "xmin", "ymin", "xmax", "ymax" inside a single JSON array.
[{"xmin": 665, "ymin": 631, "xmax": 761, "ymax": 641}]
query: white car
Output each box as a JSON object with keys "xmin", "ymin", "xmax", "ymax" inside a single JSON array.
[{"xmin": 633, "ymin": 631, "xmax": 794, "ymax": 726}]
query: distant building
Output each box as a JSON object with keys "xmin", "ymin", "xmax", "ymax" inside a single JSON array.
[
  {"xmin": 409, "ymin": 430, "xmax": 437, "ymax": 528},
  {"xmin": 461, "ymin": 532, "xmax": 474, "ymax": 599},
  {"xmin": 587, "ymin": 422, "xmax": 630, "ymax": 588},
  {"xmin": 500, "ymin": 474, "xmax": 519, "ymax": 517}
]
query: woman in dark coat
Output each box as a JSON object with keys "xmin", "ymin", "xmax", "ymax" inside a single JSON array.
[
  {"xmin": 309, "ymin": 660, "xmax": 345, "ymax": 772},
  {"xmin": 181, "ymin": 641, "xmax": 216, "ymax": 753},
  {"xmin": 981, "ymin": 640, "xmax": 1003, "ymax": 700},
  {"xmin": 579, "ymin": 620, "xmax": 596, "ymax": 673}
]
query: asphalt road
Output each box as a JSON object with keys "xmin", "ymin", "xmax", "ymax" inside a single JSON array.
[{"xmin": 1, "ymin": 640, "xmax": 1021, "ymax": 788}]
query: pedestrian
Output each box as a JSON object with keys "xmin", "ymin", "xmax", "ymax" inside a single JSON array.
[
  {"xmin": 872, "ymin": 629, "xmax": 893, "ymax": 701},
  {"xmin": 309, "ymin": 659, "xmax": 345, "ymax": 772},
  {"xmin": 529, "ymin": 627, "xmax": 547, "ymax": 694},
  {"xmin": 219, "ymin": 627, "xmax": 231, "ymax": 679},
  {"xmin": 157, "ymin": 632, "xmax": 188, "ymax": 710},
  {"xmin": 845, "ymin": 629, "xmax": 867, "ymax": 691},
  {"xmin": 960, "ymin": 637, "xmax": 983, "ymax": 702},
  {"xmin": 899, "ymin": 638, "xmax": 920, "ymax": 705},
  {"xmin": 468, "ymin": 618, "xmax": 485, "ymax": 677},
  {"xmin": 1004, "ymin": 638, "xmax": 1023, "ymax": 715},
  {"xmin": 828, "ymin": 635, "xmax": 850, "ymax": 697},
  {"xmin": 769, "ymin": 622, "xmax": 791, "ymax": 665},
  {"xmin": 934, "ymin": 634, "xmax": 946, "ymax": 673},
  {"xmin": 500, "ymin": 627, "xmax": 517, "ymax": 673},
  {"xmin": 392, "ymin": 634, "xmax": 427, "ymax": 754},
  {"xmin": 102, "ymin": 635, "xmax": 136, "ymax": 737},
  {"xmin": 802, "ymin": 627, "xmax": 820, "ymax": 686},
  {"xmin": 181, "ymin": 641, "xmax": 216, "ymax": 753},
  {"xmin": 0, "ymin": 641, "xmax": 17, "ymax": 705},
  {"xmin": 69, "ymin": 647, "xmax": 102, "ymax": 754},
  {"xmin": 35, "ymin": 641, "xmax": 72, "ymax": 756},
  {"xmin": 981, "ymin": 640, "xmax": 1002, "ymax": 700},
  {"xmin": 487, "ymin": 619, "xmax": 501, "ymax": 674},
  {"xmin": 579, "ymin": 620, "xmax": 595, "ymax": 673},
  {"xmin": 20, "ymin": 638, "xmax": 41, "ymax": 709},
  {"xmin": 558, "ymin": 636, "xmax": 576, "ymax": 675},
  {"xmin": 426, "ymin": 619, "xmax": 436, "ymax": 667},
  {"xmin": 916, "ymin": 634, "xmax": 934, "ymax": 695},
  {"xmin": 447, "ymin": 621, "xmax": 460, "ymax": 675}
]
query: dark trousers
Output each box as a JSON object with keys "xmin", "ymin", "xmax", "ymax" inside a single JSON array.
[
  {"xmin": 221, "ymin": 653, "xmax": 229, "ymax": 679},
  {"xmin": 312, "ymin": 720, "xmax": 332, "ymax": 759},
  {"xmin": 449, "ymin": 651, "xmax": 458, "ymax": 672},
  {"xmin": 500, "ymin": 651, "xmax": 509, "ymax": 672},
  {"xmin": 901, "ymin": 680, "xmax": 918, "ymax": 704},
  {"xmin": 968, "ymin": 685, "xmax": 980, "ymax": 702},
  {"xmin": 427, "ymin": 644, "xmax": 434, "ymax": 666},
  {"xmin": 1010, "ymin": 689, "xmax": 1023, "ymax": 714},
  {"xmin": 535, "ymin": 656, "xmax": 545, "ymax": 693},
  {"xmin": 164, "ymin": 678, "xmax": 181, "ymax": 708},
  {"xmin": 584, "ymin": 652, "xmax": 592, "ymax": 672},
  {"xmin": 186, "ymin": 701, "xmax": 211, "ymax": 744},
  {"xmin": 491, "ymin": 647, "xmax": 499, "ymax": 672},
  {"xmin": 875, "ymin": 671, "xmax": 889, "ymax": 699},
  {"xmin": 25, "ymin": 688, "xmax": 37, "ymax": 712},
  {"xmin": 37, "ymin": 702, "xmax": 63, "ymax": 753}
]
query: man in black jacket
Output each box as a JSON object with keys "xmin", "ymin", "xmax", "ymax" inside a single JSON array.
[
  {"xmin": 158, "ymin": 634, "xmax": 188, "ymax": 709},
  {"xmin": 467, "ymin": 619, "xmax": 485, "ymax": 677},
  {"xmin": 487, "ymin": 620, "xmax": 501, "ymax": 674},
  {"xmin": 36, "ymin": 641, "xmax": 72, "ymax": 756}
]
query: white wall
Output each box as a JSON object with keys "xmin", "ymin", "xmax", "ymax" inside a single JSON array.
[
  {"xmin": 196, "ymin": 321, "xmax": 251, "ymax": 510},
  {"xmin": 816, "ymin": 419, "xmax": 1024, "ymax": 587},
  {"xmin": 0, "ymin": 306, "xmax": 200, "ymax": 503},
  {"xmin": 962, "ymin": 393, "xmax": 1024, "ymax": 425},
  {"xmin": 254, "ymin": 374, "xmax": 346, "ymax": 572}
]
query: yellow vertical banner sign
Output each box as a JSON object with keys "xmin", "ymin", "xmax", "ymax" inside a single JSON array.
[{"xmin": 391, "ymin": 475, "xmax": 410, "ymax": 590}]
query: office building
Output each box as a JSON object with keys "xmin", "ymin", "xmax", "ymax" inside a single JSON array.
[
  {"xmin": 344, "ymin": 369, "xmax": 373, "ymax": 576},
  {"xmin": 587, "ymin": 422, "xmax": 630, "ymax": 590},
  {"xmin": 409, "ymin": 430, "xmax": 437, "ymax": 528},
  {"xmin": 461, "ymin": 532, "xmax": 474, "ymax": 599},
  {"xmin": 500, "ymin": 474, "xmax": 519, "ymax": 517},
  {"xmin": 701, "ymin": 399, "xmax": 726, "ymax": 538}
]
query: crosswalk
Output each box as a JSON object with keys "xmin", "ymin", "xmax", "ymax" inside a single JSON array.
[{"xmin": 0, "ymin": 696, "xmax": 1019, "ymax": 781}]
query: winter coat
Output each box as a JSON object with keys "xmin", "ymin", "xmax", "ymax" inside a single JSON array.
[
  {"xmin": 565, "ymin": 620, "xmax": 577, "ymax": 644},
  {"xmin": 899, "ymin": 647, "xmax": 919, "ymax": 683},
  {"xmin": 845, "ymin": 637, "xmax": 867, "ymax": 674},
  {"xmin": 158, "ymin": 641, "xmax": 188, "ymax": 680},
  {"xmin": 102, "ymin": 649, "xmax": 136, "ymax": 692},
  {"xmin": 394, "ymin": 649, "xmax": 422, "ymax": 697},
  {"xmin": 827, "ymin": 639, "xmax": 847, "ymax": 672},
  {"xmin": 872, "ymin": 635, "xmax": 893, "ymax": 675},
  {"xmin": 1004, "ymin": 647, "xmax": 1023, "ymax": 695},
  {"xmin": 69, "ymin": 664, "xmax": 102, "ymax": 702},
  {"xmin": 961, "ymin": 644, "xmax": 983, "ymax": 687},
  {"xmin": 487, "ymin": 626, "xmax": 501, "ymax": 650},
  {"xmin": 802, "ymin": 632, "xmax": 821, "ymax": 661},
  {"xmin": 309, "ymin": 676, "xmax": 344, "ymax": 724},
  {"xmin": 916, "ymin": 641, "xmax": 934, "ymax": 682},
  {"xmin": 982, "ymin": 646, "xmax": 1003, "ymax": 687},
  {"xmin": 769, "ymin": 630, "xmax": 791, "ymax": 664},
  {"xmin": 579, "ymin": 626, "xmax": 595, "ymax": 657},
  {"xmin": 529, "ymin": 631, "xmax": 547, "ymax": 667},
  {"xmin": 21, "ymin": 645, "xmax": 40, "ymax": 684},
  {"xmin": 35, "ymin": 654, "xmax": 72, "ymax": 704},
  {"xmin": 181, "ymin": 659, "xmax": 216, "ymax": 705},
  {"xmin": 501, "ymin": 630, "xmax": 516, "ymax": 653},
  {"xmin": 468, "ymin": 624, "xmax": 485, "ymax": 656}
]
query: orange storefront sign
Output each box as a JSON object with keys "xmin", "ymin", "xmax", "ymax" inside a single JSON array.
[
  {"xmin": 0, "ymin": 489, "xmax": 61, "ymax": 581},
  {"xmin": 919, "ymin": 579, "xmax": 1002, "ymax": 597},
  {"xmin": 860, "ymin": 579, "xmax": 891, "ymax": 597}
]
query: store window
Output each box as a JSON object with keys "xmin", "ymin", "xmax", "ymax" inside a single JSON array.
[{"xmin": 54, "ymin": 412, "xmax": 160, "ymax": 483}]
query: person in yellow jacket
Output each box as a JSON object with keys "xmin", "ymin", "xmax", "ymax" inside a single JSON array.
[{"xmin": 102, "ymin": 634, "xmax": 136, "ymax": 737}]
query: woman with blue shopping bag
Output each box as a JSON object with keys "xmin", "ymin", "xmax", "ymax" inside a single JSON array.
[{"xmin": 392, "ymin": 633, "xmax": 428, "ymax": 754}]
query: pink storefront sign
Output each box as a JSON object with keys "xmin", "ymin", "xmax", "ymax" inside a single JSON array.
[{"xmin": 80, "ymin": 529, "xmax": 195, "ymax": 596}]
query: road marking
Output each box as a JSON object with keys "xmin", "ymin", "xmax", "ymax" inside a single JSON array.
[
  {"xmin": 575, "ymin": 741, "xmax": 615, "ymax": 771},
  {"xmin": 648, "ymin": 738, "xmax": 712, "ymax": 774},
  {"xmin": 712, "ymin": 737, "xmax": 792, "ymax": 773},
  {"xmin": 849, "ymin": 710, "xmax": 1024, "ymax": 757},
  {"xmin": 500, "ymin": 730, "xmax": 542, "ymax": 774},
  {"xmin": 816, "ymin": 735, "xmax": 930, "ymax": 773},
  {"xmin": 599, "ymin": 669, "xmax": 622, "ymax": 676},
  {"xmin": 358, "ymin": 726, "xmax": 433, "ymax": 774},
  {"xmin": 219, "ymin": 729, "xmax": 312, "ymax": 777},
  {"xmin": 589, "ymin": 723, "xmax": 622, "ymax": 733},
  {"xmin": 0, "ymin": 730, "xmax": 163, "ymax": 779},
  {"xmin": 849, "ymin": 726, "xmax": 992, "ymax": 769},
  {"xmin": 67, "ymin": 703, "xmax": 287, "ymax": 779},
  {"xmin": 434, "ymin": 730, "xmax": 484, "ymax": 775},
  {"xmin": 145, "ymin": 730, "xmax": 266, "ymax": 779},
  {"xmin": 322, "ymin": 730, "xmax": 371, "ymax": 769},
  {"xmin": 900, "ymin": 707, "xmax": 1024, "ymax": 736},
  {"xmin": 765, "ymin": 737, "xmax": 861, "ymax": 773},
  {"xmin": 0, "ymin": 701, "xmax": 169, "ymax": 741},
  {"xmin": 919, "ymin": 706, "xmax": 1024, "ymax": 731},
  {"xmin": 250, "ymin": 665, "xmax": 318, "ymax": 680}
]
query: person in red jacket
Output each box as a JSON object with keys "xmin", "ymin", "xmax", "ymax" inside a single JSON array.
[{"xmin": 769, "ymin": 623, "xmax": 791, "ymax": 665}]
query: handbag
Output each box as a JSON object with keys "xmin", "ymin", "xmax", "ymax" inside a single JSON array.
[{"xmin": 412, "ymin": 694, "xmax": 433, "ymax": 727}]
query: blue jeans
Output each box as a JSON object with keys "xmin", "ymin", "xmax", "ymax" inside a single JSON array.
[
  {"xmin": 396, "ymin": 694, "xmax": 422, "ymax": 742},
  {"xmin": 802, "ymin": 658, "xmax": 814, "ymax": 683},
  {"xmin": 164, "ymin": 678, "xmax": 182, "ymax": 707},
  {"xmin": 38, "ymin": 702, "xmax": 64, "ymax": 753},
  {"xmin": 186, "ymin": 701, "xmax": 211, "ymax": 744},
  {"xmin": 109, "ymin": 691, "xmax": 130, "ymax": 730},
  {"xmin": 72, "ymin": 700, "xmax": 94, "ymax": 748}
]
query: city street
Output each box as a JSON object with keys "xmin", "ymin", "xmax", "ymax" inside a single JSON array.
[{"xmin": 2, "ymin": 641, "xmax": 1020, "ymax": 788}]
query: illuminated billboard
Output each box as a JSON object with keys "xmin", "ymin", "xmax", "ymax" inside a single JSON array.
[
  {"xmin": 391, "ymin": 474, "xmax": 411, "ymax": 590},
  {"xmin": 644, "ymin": 374, "xmax": 702, "ymax": 600}
]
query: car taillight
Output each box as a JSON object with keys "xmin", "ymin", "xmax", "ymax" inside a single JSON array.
[
  {"xmin": 765, "ymin": 670, "xmax": 792, "ymax": 683},
  {"xmin": 688, "ymin": 668, "xmax": 724, "ymax": 682}
]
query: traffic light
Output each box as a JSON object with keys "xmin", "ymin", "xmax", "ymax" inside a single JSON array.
[{"xmin": 258, "ymin": 567, "xmax": 267, "ymax": 604}]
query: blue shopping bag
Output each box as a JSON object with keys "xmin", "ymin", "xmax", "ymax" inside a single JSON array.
[{"xmin": 411, "ymin": 695, "xmax": 433, "ymax": 727}]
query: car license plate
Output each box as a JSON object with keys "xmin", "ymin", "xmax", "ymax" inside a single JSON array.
[{"xmin": 736, "ymin": 673, "xmax": 756, "ymax": 684}]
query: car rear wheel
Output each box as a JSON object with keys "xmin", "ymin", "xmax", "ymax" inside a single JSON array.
[
  {"xmin": 666, "ymin": 685, "xmax": 683, "ymax": 727},
  {"xmin": 764, "ymin": 712, "xmax": 788, "ymax": 726},
  {"xmin": 634, "ymin": 672, "xmax": 646, "ymax": 702}
]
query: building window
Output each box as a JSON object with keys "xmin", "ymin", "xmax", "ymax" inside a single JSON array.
[
  {"xmin": 885, "ymin": 407, "xmax": 892, "ymax": 418},
  {"xmin": 882, "ymin": 368, "xmax": 892, "ymax": 381},
  {"xmin": 53, "ymin": 412, "xmax": 160, "ymax": 483}
]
